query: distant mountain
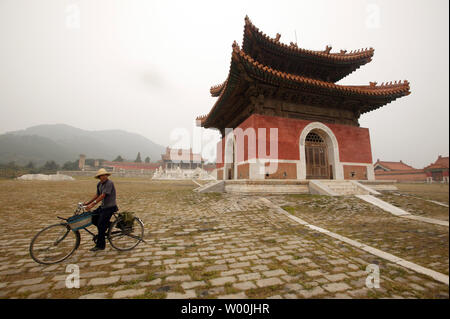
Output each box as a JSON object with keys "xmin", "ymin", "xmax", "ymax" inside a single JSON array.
[{"xmin": 0, "ymin": 124, "xmax": 166, "ymax": 166}]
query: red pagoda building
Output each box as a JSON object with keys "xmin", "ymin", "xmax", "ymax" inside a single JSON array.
[
  {"xmin": 424, "ymin": 155, "xmax": 449, "ymax": 183},
  {"xmin": 197, "ymin": 17, "xmax": 411, "ymax": 181},
  {"xmin": 373, "ymin": 159, "xmax": 427, "ymax": 182},
  {"xmin": 161, "ymin": 147, "xmax": 204, "ymax": 170}
]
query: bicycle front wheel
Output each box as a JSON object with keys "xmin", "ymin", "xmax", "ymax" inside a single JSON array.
[
  {"xmin": 29, "ymin": 223, "xmax": 80, "ymax": 265},
  {"xmin": 108, "ymin": 217, "xmax": 144, "ymax": 251}
]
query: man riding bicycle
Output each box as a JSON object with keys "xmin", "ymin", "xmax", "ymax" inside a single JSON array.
[{"xmin": 83, "ymin": 168, "xmax": 118, "ymax": 252}]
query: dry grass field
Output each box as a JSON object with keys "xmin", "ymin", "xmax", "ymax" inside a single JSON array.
[
  {"xmin": 394, "ymin": 183, "xmax": 449, "ymax": 204},
  {"xmin": 0, "ymin": 177, "xmax": 448, "ymax": 299}
]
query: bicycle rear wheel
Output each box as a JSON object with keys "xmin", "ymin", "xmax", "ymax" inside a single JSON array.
[
  {"xmin": 29, "ymin": 223, "xmax": 80, "ymax": 265},
  {"xmin": 108, "ymin": 217, "xmax": 144, "ymax": 251}
]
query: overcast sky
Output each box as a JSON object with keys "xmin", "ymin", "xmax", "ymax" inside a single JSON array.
[{"xmin": 0, "ymin": 0, "xmax": 448, "ymax": 168}]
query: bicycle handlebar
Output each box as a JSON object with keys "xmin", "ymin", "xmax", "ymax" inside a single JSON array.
[{"xmin": 75, "ymin": 202, "xmax": 88, "ymax": 214}]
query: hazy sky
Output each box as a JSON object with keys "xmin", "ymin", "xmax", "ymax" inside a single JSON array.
[{"xmin": 0, "ymin": 0, "xmax": 448, "ymax": 167}]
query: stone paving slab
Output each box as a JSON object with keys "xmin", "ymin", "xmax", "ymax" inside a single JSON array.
[
  {"xmin": 270, "ymin": 194, "xmax": 449, "ymax": 277},
  {"xmin": 113, "ymin": 288, "xmax": 146, "ymax": 299},
  {"xmin": 0, "ymin": 179, "xmax": 448, "ymax": 299}
]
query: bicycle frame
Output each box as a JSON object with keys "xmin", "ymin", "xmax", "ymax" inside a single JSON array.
[
  {"xmin": 81, "ymin": 212, "xmax": 119, "ymax": 238},
  {"xmin": 76, "ymin": 211, "xmax": 143, "ymax": 242},
  {"xmin": 61, "ymin": 203, "xmax": 147, "ymax": 243}
]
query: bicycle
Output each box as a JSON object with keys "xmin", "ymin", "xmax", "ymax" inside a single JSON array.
[{"xmin": 29, "ymin": 203, "xmax": 145, "ymax": 265}]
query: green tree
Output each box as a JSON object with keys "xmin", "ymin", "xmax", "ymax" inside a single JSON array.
[
  {"xmin": 62, "ymin": 160, "xmax": 79, "ymax": 170},
  {"xmin": 85, "ymin": 158, "xmax": 95, "ymax": 167},
  {"xmin": 42, "ymin": 160, "xmax": 59, "ymax": 172},
  {"xmin": 113, "ymin": 155, "xmax": 124, "ymax": 162},
  {"xmin": 144, "ymin": 156, "xmax": 150, "ymax": 163},
  {"xmin": 26, "ymin": 161, "xmax": 35, "ymax": 169},
  {"xmin": 135, "ymin": 152, "xmax": 142, "ymax": 163}
]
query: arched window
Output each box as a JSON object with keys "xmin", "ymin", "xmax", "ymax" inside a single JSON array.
[{"xmin": 305, "ymin": 132, "xmax": 325, "ymax": 144}]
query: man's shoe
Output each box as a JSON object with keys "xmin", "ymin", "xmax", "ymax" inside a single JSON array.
[{"xmin": 90, "ymin": 246, "xmax": 104, "ymax": 252}]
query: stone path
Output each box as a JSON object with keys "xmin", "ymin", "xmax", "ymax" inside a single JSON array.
[
  {"xmin": 428, "ymin": 200, "xmax": 449, "ymax": 208},
  {"xmin": 271, "ymin": 194, "xmax": 449, "ymax": 276},
  {"xmin": 379, "ymin": 192, "xmax": 449, "ymax": 222},
  {"xmin": 393, "ymin": 192, "xmax": 449, "ymax": 208},
  {"xmin": 356, "ymin": 195, "xmax": 449, "ymax": 227},
  {"xmin": 261, "ymin": 197, "xmax": 449, "ymax": 285},
  {"xmin": 0, "ymin": 179, "xmax": 448, "ymax": 299}
]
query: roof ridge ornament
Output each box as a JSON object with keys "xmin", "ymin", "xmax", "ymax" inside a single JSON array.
[
  {"xmin": 275, "ymin": 33, "xmax": 281, "ymax": 42},
  {"xmin": 232, "ymin": 40, "xmax": 241, "ymax": 52},
  {"xmin": 324, "ymin": 45, "xmax": 332, "ymax": 54}
]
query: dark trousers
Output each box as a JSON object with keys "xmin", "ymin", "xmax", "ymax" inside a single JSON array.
[{"xmin": 91, "ymin": 205, "xmax": 118, "ymax": 249}]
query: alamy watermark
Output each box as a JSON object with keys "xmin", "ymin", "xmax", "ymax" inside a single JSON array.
[
  {"xmin": 66, "ymin": 2, "xmax": 80, "ymax": 29},
  {"xmin": 168, "ymin": 126, "xmax": 281, "ymax": 175},
  {"xmin": 65, "ymin": 264, "xmax": 80, "ymax": 288},
  {"xmin": 365, "ymin": 3, "xmax": 381, "ymax": 29},
  {"xmin": 365, "ymin": 264, "xmax": 380, "ymax": 288}
]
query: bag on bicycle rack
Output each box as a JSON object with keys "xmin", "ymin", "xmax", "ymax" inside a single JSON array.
[
  {"xmin": 116, "ymin": 211, "xmax": 135, "ymax": 231},
  {"xmin": 67, "ymin": 211, "xmax": 93, "ymax": 231}
]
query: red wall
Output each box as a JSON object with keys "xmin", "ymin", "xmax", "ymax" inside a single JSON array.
[
  {"xmin": 375, "ymin": 170, "xmax": 427, "ymax": 181},
  {"xmin": 220, "ymin": 114, "xmax": 372, "ymax": 164}
]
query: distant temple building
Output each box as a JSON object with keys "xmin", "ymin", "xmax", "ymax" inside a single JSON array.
[
  {"xmin": 103, "ymin": 161, "xmax": 160, "ymax": 172},
  {"xmin": 202, "ymin": 163, "xmax": 217, "ymax": 174},
  {"xmin": 374, "ymin": 159, "xmax": 427, "ymax": 182},
  {"xmin": 424, "ymin": 155, "xmax": 449, "ymax": 183},
  {"xmin": 374, "ymin": 156, "xmax": 449, "ymax": 183},
  {"xmin": 161, "ymin": 147, "xmax": 204, "ymax": 170},
  {"xmin": 78, "ymin": 154, "xmax": 100, "ymax": 171},
  {"xmin": 196, "ymin": 17, "xmax": 410, "ymax": 181}
]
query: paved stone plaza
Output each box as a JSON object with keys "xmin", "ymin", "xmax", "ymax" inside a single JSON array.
[{"xmin": 0, "ymin": 179, "xmax": 448, "ymax": 299}]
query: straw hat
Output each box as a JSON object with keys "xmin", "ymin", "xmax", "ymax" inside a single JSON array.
[{"xmin": 94, "ymin": 168, "xmax": 111, "ymax": 179}]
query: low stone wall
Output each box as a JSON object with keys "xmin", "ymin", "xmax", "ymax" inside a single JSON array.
[
  {"xmin": 57, "ymin": 170, "xmax": 96, "ymax": 177},
  {"xmin": 224, "ymin": 179, "xmax": 309, "ymax": 194},
  {"xmin": 57, "ymin": 170, "xmax": 154, "ymax": 178}
]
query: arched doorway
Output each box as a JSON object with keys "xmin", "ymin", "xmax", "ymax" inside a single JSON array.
[
  {"xmin": 298, "ymin": 122, "xmax": 343, "ymax": 180},
  {"xmin": 224, "ymin": 134, "xmax": 235, "ymax": 180},
  {"xmin": 305, "ymin": 131, "xmax": 330, "ymax": 179}
]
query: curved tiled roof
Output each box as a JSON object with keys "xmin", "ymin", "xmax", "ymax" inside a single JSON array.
[
  {"xmin": 210, "ymin": 80, "xmax": 227, "ymax": 97},
  {"xmin": 374, "ymin": 160, "xmax": 416, "ymax": 171},
  {"xmin": 424, "ymin": 156, "xmax": 449, "ymax": 170},
  {"xmin": 241, "ymin": 16, "xmax": 374, "ymax": 82},
  {"xmin": 199, "ymin": 17, "xmax": 410, "ymax": 130},
  {"xmin": 242, "ymin": 15, "xmax": 375, "ymax": 63},
  {"xmin": 197, "ymin": 42, "xmax": 410, "ymax": 127},
  {"xmin": 232, "ymin": 42, "xmax": 410, "ymax": 98}
]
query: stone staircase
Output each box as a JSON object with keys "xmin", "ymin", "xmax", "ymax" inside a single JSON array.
[
  {"xmin": 194, "ymin": 179, "xmax": 381, "ymax": 195},
  {"xmin": 195, "ymin": 180, "xmax": 309, "ymax": 194},
  {"xmin": 225, "ymin": 182, "xmax": 309, "ymax": 194},
  {"xmin": 309, "ymin": 180, "xmax": 380, "ymax": 196},
  {"xmin": 193, "ymin": 180, "xmax": 224, "ymax": 193}
]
